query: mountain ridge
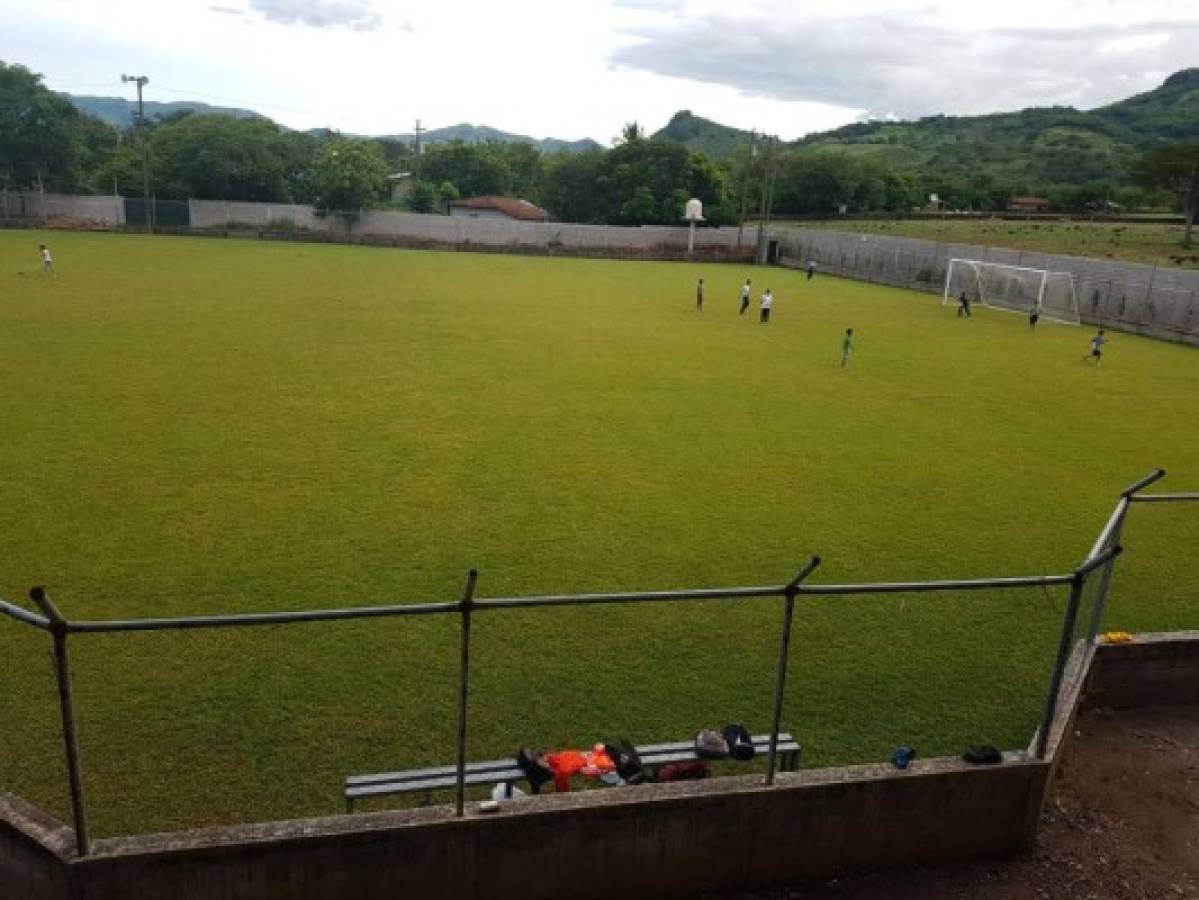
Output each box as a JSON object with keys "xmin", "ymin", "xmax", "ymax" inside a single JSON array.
[{"xmin": 68, "ymin": 95, "xmax": 601, "ymax": 153}]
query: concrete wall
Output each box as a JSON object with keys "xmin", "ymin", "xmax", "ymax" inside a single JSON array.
[
  {"xmin": 775, "ymin": 226, "xmax": 1199, "ymax": 347},
  {"xmin": 187, "ymin": 199, "xmax": 751, "ymax": 260},
  {"xmin": 0, "ymin": 192, "xmax": 124, "ymax": 227},
  {"xmin": 1082, "ymin": 631, "xmax": 1199, "ymax": 709},
  {"xmin": 0, "ymin": 193, "xmax": 752, "ymax": 261},
  {"xmin": 2, "ymin": 631, "xmax": 1195, "ymax": 900},
  {"xmin": 0, "ymin": 793, "xmax": 70, "ymax": 900},
  {"xmin": 34, "ymin": 758, "xmax": 1048, "ymax": 900}
]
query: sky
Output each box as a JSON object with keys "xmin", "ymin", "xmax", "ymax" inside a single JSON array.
[{"xmin": 2, "ymin": 0, "xmax": 1197, "ymax": 143}]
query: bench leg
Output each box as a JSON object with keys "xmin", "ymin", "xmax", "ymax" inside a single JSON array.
[{"xmin": 346, "ymin": 798, "xmax": 354, "ymax": 815}]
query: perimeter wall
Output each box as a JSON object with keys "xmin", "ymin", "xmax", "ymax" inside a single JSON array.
[{"xmin": 0, "ymin": 192, "xmax": 752, "ymax": 262}]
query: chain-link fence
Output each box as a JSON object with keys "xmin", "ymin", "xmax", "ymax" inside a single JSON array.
[
  {"xmin": 2, "ymin": 470, "xmax": 1192, "ymax": 853},
  {"xmin": 777, "ymin": 227, "xmax": 1199, "ymax": 346}
]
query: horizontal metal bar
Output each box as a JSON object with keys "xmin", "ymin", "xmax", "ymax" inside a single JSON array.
[
  {"xmin": 1122, "ymin": 469, "xmax": 1166, "ymax": 498},
  {"xmin": 67, "ymin": 600, "xmax": 463, "ymax": 634},
  {"xmin": 55, "ymin": 570, "xmax": 1099, "ymax": 635},
  {"xmin": 1087, "ymin": 497, "xmax": 1129, "ymax": 561},
  {"xmin": 795, "ymin": 573, "xmax": 1075, "ymax": 596},
  {"xmin": 0, "ymin": 598, "xmax": 51, "ymax": 630},
  {"xmin": 1074, "ymin": 544, "xmax": 1123, "ymax": 580},
  {"xmin": 1129, "ymin": 493, "xmax": 1199, "ymax": 503},
  {"xmin": 472, "ymin": 584, "xmax": 788, "ymax": 611}
]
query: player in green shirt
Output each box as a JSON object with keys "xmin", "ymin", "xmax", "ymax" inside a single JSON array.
[{"xmin": 841, "ymin": 328, "xmax": 854, "ymax": 367}]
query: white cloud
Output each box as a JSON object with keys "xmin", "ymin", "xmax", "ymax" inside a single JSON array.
[
  {"xmin": 3, "ymin": 0, "xmax": 1195, "ymax": 142},
  {"xmin": 609, "ymin": 4, "xmax": 1199, "ymax": 118},
  {"xmin": 248, "ymin": 0, "xmax": 383, "ymax": 31}
]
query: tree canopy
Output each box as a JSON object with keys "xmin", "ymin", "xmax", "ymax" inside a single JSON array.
[
  {"xmin": 0, "ymin": 61, "xmax": 99, "ymax": 191},
  {"xmin": 1135, "ymin": 142, "xmax": 1199, "ymax": 246}
]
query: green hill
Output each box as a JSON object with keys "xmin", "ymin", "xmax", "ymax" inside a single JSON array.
[
  {"xmin": 651, "ymin": 110, "xmax": 753, "ymax": 159},
  {"xmin": 70, "ymin": 95, "xmax": 264, "ymax": 127},
  {"xmin": 792, "ymin": 69, "xmax": 1199, "ymax": 191},
  {"xmin": 380, "ymin": 123, "xmax": 601, "ymax": 154},
  {"xmin": 651, "ymin": 70, "xmax": 1199, "ymax": 197}
]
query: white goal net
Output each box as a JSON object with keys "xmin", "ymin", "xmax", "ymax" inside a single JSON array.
[{"xmin": 942, "ymin": 259, "xmax": 1080, "ymax": 325}]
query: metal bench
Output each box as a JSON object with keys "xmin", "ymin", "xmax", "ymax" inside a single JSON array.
[{"xmin": 344, "ymin": 732, "xmax": 801, "ymax": 812}]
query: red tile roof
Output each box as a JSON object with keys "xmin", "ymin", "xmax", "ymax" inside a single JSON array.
[{"xmin": 449, "ymin": 196, "xmax": 551, "ymax": 222}]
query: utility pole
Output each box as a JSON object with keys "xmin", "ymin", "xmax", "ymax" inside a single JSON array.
[
  {"xmin": 736, "ymin": 129, "xmax": 757, "ymax": 248},
  {"xmin": 755, "ymin": 135, "xmax": 778, "ymax": 264},
  {"xmin": 122, "ymin": 74, "xmax": 152, "ymax": 233},
  {"xmin": 413, "ymin": 118, "xmax": 425, "ymax": 181}
]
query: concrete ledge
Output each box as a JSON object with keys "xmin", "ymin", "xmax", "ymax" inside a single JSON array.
[
  {"xmin": 0, "ymin": 793, "xmax": 71, "ymax": 900},
  {"xmin": 3, "ymin": 630, "xmax": 1196, "ymax": 899},
  {"xmin": 1083, "ymin": 631, "xmax": 1199, "ymax": 709},
  {"xmin": 70, "ymin": 756, "xmax": 1046, "ymax": 900}
]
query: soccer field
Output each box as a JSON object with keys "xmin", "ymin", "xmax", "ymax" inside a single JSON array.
[{"xmin": 1, "ymin": 230, "xmax": 1196, "ymax": 837}]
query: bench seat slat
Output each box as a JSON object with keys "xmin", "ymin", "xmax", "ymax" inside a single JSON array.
[
  {"xmin": 347, "ymin": 759, "xmax": 516, "ymax": 787},
  {"xmin": 348, "ymin": 767, "xmax": 526, "ymax": 799}
]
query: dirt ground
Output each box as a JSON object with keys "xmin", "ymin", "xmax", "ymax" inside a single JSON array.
[{"xmin": 712, "ymin": 705, "xmax": 1199, "ymax": 900}]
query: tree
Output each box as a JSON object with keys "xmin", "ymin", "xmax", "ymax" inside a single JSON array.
[
  {"xmin": 620, "ymin": 185, "xmax": 657, "ymax": 224},
  {"xmin": 617, "ymin": 122, "xmax": 645, "ymax": 145},
  {"xmin": 149, "ymin": 115, "xmax": 314, "ymax": 202},
  {"xmin": 72, "ymin": 114, "xmax": 122, "ymax": 194},
  {"xmin": 436, "ymin": 180, "xmax": 459, "ymax": 212},
  {"xmin": 0, "ymin": 61, "xmax": 84, "ymax": 190},
  {"xmin": 1135, "ymin": 143, "xmax": 1199, "ymax": 247},
  {"xmin": 407, "ymin": 181, "xmax": 437, "ymax": 214},
  {"xmin": 420, "ymin": 141, "xmax": 512, "ymax": 198},
  {"xmin": 491, "ymin": 141, "xmax": 544, "ymax": 199},
  {"xmin": 310, "ymin": 136, "xmax": 387, "ymax": 213},
  {"xmin": 541, "ymin": 149, "xmax": 605, "ymax": 223}
]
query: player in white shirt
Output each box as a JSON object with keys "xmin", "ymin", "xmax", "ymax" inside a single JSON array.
[
  {"xmin": 739, "ymin": 279, "xmax": 752, "ymax": 315},
  {"xmin": 759, "ymin": 289, "xmax": 773, "ymax": 323},
  {"xmin": 40, "ymin": 244, "xmax": 54, "ymax": 274}
]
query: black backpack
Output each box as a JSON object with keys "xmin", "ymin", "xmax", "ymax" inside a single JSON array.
[
  {"xmin": 604, "ymin": 738, "xmax": 644, "ymax": 782},
  {"xmin": 722, "ymin": 724, "xmax": 755, "ymax": 762},
  {"xmin": 515, "ymin": 747, "xmax": 554, "ymax": 794}
]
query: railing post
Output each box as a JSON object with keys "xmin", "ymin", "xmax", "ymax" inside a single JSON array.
[
  {"xmin": 1086, "ymin": 510, "xmax": 1126, "ymax": 644},
  {"xmin": 454, "ymin": 569, "xmax": 478, "ymax": 818},
  {"xmin": 29, "ymin": 587, "xmax": 90, "ymax": 856},
  {"xmin": 1035, "ymin": 574, "xmax": 1085, "ymax": 760},
  {"xmin": 765, "ymin": 556, "xmax": 820, "ymax": 786}
]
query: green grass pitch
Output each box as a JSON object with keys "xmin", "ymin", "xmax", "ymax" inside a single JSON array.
[{"xmin": 1, "ymin": 230, "xmax": 1196, "ymax": 836}]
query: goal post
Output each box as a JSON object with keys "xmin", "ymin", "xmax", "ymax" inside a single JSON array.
[{"xmin": 942, "ymin": 259, "xmax": 1080, "ymax": 325}]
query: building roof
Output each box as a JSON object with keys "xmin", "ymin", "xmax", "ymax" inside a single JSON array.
[
  {"xmin": 1008, "ymin": 196, "xmax": 1050, "ymax": 203},
  {"xmin": 448, "ymin": 196, "xmax": 551, "ymax": 222}
]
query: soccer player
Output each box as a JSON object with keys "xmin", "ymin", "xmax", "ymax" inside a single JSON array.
[
  {"xmin": 696, "ymin": 278, "xmax": 704, "ymax": 313},
  {"xmin": 807, "ymin": 260, "xmax": 817, "ymax": 281},
  {"xmin": 1084, "ymin": 329, "xmax": 1106, "ymax": 365},
  {"xmin": 40, "ymin": 244, "xmax": 54, "ymax": 274},
  {"xmin": 739, "ymin": 279, "xmax": 752, "ymax": 315},
  {"xmin": 957, "ymin": 290, "xmax": 971, "ymax": 318},
  {"xmin": 1029, "ymin": 305, "xmax": 1040, "ymax": 329},
  {"xmin": 841, "ymin": 328, "xmax": 854, "ymax": 367},
  {"xmin": 759, "ymin": 289, "xmax": 773, "ymax": 323}
]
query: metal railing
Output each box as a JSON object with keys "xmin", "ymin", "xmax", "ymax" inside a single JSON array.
[{"xmin": 1, "ymin": 469, "xmax": 1193, "ymax": 857}]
